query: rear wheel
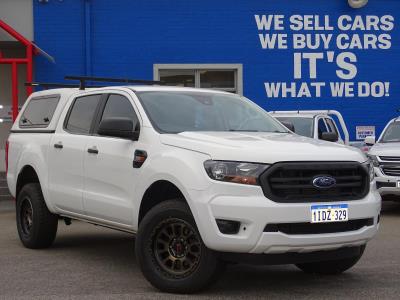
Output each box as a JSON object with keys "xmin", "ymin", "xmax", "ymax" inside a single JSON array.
[
  {"xmin": 296, "ymin": 246, "xmax": 365, "ymax": 275},
  {"xmin": 135, "ymin": 200, "xmax": 224, "ymax": 294},
  {"xmin": 16, "ymin": 183, "xmax": 58, "ymax": 249}
]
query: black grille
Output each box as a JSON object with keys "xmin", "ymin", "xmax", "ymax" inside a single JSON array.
[
  {"xmin": 381, "ymin": 165, "xmax": 400, "ymax": 177},
  {"xmin": 259, "ymin": 162, "xmax": 369, "ymax": 203},
  {"xmin": 379, "ymin": 156, "xmax": 400, "ymax": 162},
  {"xmin": 264, "ymin": 218, "xmax": 374, "ymax": 235}
]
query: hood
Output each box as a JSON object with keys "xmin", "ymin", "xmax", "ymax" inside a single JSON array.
[
  {"xmin": 369, "ymin": 142, "xmax": 400, "ymax": 156},
  {"xmin": 160, "ymin": 131, "xmax": 367, "ymax": 164}
]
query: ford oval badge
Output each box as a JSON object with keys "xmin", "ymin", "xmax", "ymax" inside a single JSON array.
[{"xmin": 312, "ymin": 175, "xmax": 336, "ymax": 189}]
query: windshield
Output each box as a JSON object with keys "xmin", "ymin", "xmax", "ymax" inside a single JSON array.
[
  {"xmin": 381, "ymin": 122, "xmax": 400, "ymax": 143},
  {"xmin": 276, "ymin": 117, "xmax": 314, "ymax": 138},
  {"xmin": 137, "ymin": 91, "xmax": 288, "ymax": 134}
]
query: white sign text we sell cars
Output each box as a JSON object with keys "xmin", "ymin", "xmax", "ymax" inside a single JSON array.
[{"xmin": 255, "ymin": 15, "xmax": 394, "ymax": 99}]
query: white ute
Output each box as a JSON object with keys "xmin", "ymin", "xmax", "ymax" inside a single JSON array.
[
  {"xmin": 366, "ymin": 117, "xmax": 400, "ymax": 201},
  {"xmin": 271, "ymin": 110, "xmax": 350, "ymax": 145},
  {"xmin": 7, "ymin": 79, "xmax": 381, "ymax": 293}
]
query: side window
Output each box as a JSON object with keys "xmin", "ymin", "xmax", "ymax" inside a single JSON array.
[
  {"xmin": 318, "ymin": 118, "xmax": 328, "ymax": 139},
  {"xmin": 99, "ymin": 94, "xmax": 138, "ymax": 125},
  {"xmin": 65, "ymin": 94, "xmax": 102, "ymax": 134},
  {"xmin": 20, "ymin": 95, "xmax": 60, "ymax": 127}
]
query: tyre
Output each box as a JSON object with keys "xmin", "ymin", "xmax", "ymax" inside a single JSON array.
[
  {"xmin": 16, "ymin": 183, "xmax": 58, "ymax": 249},
  {"xmin": 135, "ymin": 200, "xmax": 224, "ymax": 294},
  {"xmin": 295, "ymin": 246, "xmax": 365, "ymax": 275}
]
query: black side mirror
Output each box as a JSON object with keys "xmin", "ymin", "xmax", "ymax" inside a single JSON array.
[
  {"xmin": 98, "ymin": 117, "xmax": 140, "ymax": 140},
  {"xmin": 321, "ymin": 132, "xmax": 339, "ymax": 142},
  {"xmin": 280, "ymin": 121, "xmax": 295, "ymax": 132}
]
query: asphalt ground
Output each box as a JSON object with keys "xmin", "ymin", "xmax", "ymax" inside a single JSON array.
[{"xmin": 0, "ymin": 199, "xmax": 399, "ymax": 300}]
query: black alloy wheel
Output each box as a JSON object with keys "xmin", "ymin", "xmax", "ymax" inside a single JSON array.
[
  {"xmin": 16, "ymin": 183, "xmax": 58, "ymax": 249},
  {"xmin": 20, "ymin": 197, "xmax": 34, "ymax": 237},
  {"xmin": 135, "ymin": 200, "xmax": 224, "ymax": 294},
  {"xmin": 152, "ymin": 218, "xmax": 202, "ymax": 278}
]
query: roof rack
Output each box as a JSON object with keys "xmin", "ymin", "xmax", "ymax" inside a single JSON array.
[
  {"xmin": 25, "ymin": 82, "xmax": 81, "ymax": 89},
  {"xmin": 64, "ymin": 75, "xmax": 164, "ymax": 90},
  {"xmin": 25, "ymin": 82, "xmax": 106, "ymax": 90}
]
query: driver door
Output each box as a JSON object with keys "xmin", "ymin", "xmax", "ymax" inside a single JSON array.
[{"xmin": 82, "ymin": 93, "xmax": 141, "ymax": 226}]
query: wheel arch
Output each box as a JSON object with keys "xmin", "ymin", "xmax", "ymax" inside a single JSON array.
[
  {"xmin": 15, "ymin": 165, "xmax": 53, "ymax": 213},
  {"xmin": 138, "ymin": 180, "xmax": 188, "ymax": 226},
  {"xmin": 16, "ymin": 165, "xmax": 41, "ymax": 198}
]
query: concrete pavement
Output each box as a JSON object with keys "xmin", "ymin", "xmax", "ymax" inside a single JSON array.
[{"xmin": 0, "ymin": 201, "xmax": 399, "ymax": 299}]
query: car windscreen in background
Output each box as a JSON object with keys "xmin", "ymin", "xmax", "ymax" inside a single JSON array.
[
  {"xmin": 276, "ymin": 117, "xmax": 314, "ymax": 138},
  {"xmin": 381, "ymin": 122, "xmax": 400, "ymax": 143},
  {"xmin": 19, "ymin": 95, "xmax": 60, "ymax": 127}
]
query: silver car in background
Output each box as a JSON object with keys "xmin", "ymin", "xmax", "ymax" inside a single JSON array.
[{"xmin": 366, "ymin": 117, "xmax": 400, "ymax": 201}]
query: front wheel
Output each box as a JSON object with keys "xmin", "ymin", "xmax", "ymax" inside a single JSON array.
[
  {"xmin": 135, "ymin": 200, "xmax": 224, "ymax": 294},
  {"xmin": 296, "ymin": 246, "xmax": 365, "ymax": 275}
]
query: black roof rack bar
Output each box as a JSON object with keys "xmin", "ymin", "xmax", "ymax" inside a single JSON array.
[
  {"xmin": 25, "ymin": 82, "xmax": 106, "ymax": 89},
  {"xmin": 64, "ymin": 75, "xmax": 164, "ymax": 90},
  {"xmin": 25, "ymin": 82, "xmax": 81, "ymax": 88}
]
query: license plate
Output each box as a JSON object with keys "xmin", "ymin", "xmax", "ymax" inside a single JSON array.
[
  {"xmin": 397, "ymin": 181, "xmax": 400, "ymax": 188},
  {"xmin": 311, "ymin": 204, "xmax": 348, "ymax": 223}
]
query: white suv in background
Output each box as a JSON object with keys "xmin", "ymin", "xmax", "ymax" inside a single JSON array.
[
  {"xmin": 7, "ymin": 78, "xmax": 380, "ymax": 293},
  {"xmin": 366, "ymin": 117, "xmax": 400, "ymax": 201}
]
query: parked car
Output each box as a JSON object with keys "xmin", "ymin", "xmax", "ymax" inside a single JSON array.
[
  {"xmin": 271, "ymin": 110, "xmax": 349, "ymax": 145},
  {"xmin": 7, "ymin": 79, "xmax": 380, "ymax": 293},
  {"xmin": 366, "ymin": 117, "xmax": 400, "ymax": 201}
]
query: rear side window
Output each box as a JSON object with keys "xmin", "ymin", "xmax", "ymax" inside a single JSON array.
[
  {"xmin": 65, "ymin": 94, "xmax": 102, "ymax": 134},
  {"xmin": 20, "ymin": 95, "xmax": 60, "ymax": 127}
]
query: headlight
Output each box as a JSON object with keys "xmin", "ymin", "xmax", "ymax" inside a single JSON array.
[
  {"xmin": 363, "ymin": 160, "xmax": 375, "ymax": 182},
  {"xmin": 204, "ymin": 160, "xmax": 269, "ymax": 185},
  {"xmin": 367, "ymin": 154, "xmax": 379, "ymax": 167}
]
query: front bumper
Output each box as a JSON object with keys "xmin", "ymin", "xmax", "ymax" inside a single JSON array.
[
  {"xmin": 220, "ymin": 246, "xmax": 364, "ymax": 265},
  {"xmin": 189, "ymin": 182, "xmax": 381, "ymax": 254},
  {"xmin": 374, "ymin": 167, "xmax": 400, "ymax": 196}
]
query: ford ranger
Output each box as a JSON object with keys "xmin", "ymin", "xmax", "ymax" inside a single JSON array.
[{"xmin": 7, "ymin": 79, "xmax": 381, "ymax": 293}]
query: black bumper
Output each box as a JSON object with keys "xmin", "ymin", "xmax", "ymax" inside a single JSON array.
[{"xmin": 219, "ymin": 246, "xmax": 365, "ymax": 265}]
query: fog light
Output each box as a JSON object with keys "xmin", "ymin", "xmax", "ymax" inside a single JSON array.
[{"xmin": 216, "ymin": 219, "xmax": 240, "ymax": 235}]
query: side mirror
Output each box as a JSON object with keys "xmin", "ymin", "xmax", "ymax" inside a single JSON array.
[
  {"xmin": 364, "ymin": 135, "xmax": 376, "ymax": 146},
  {"xmin": 98, "ymin": 117, "xmax": 140, "ymax": 140},
  {"xmin": 280, "ymin": 121, "xmax": 295, "ymax": 132},
  {"xmin": 321, "ymin": 132, "xmax": 339, "ymax": 142}
]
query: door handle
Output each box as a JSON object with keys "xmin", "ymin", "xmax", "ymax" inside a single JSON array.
[
  {"xmin": 54, "ymin": 142, "xmax": 63, "ymax": 149},
  {"xmin": 87, "ymin": 147, "xmax": 99, "ymax": 154}
]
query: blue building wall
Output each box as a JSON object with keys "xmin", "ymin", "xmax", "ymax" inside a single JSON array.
[{"xmin": 34, "ymin": 0, "xmax": 400, "ymax": 140}]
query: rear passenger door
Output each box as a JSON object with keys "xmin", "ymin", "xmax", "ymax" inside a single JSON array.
[
  {"xmin": 48, "ymin": 94, "xmax": 102, "ymax": 214},
  {"xmin": 82, "ymin": 93, "xmax": 140, "ymax": 226}
]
